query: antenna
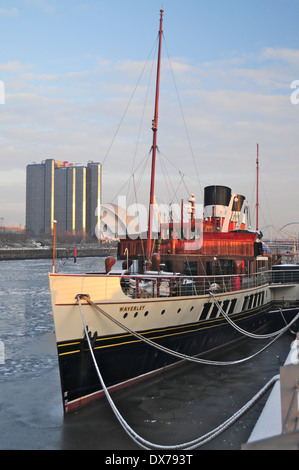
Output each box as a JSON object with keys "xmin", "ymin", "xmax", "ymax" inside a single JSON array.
[{"xmin": 256, "ymin": 143, "xmax": 259, "ymax": 231}]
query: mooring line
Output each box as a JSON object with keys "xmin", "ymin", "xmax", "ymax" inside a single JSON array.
[
  {"xmin": 209, "ymin": 291, "xmax": 299, "ymax": 340},
  {"xmin": 78, "ymin": 298, "xmax": 279, "ymax": 449},
  {"xmin": 78, "ymin": 295, "xmax": 299, "ymax": 367},
  {"xmin": 77, "ymin": 297, "xmax": 284, "ymax": 449}
]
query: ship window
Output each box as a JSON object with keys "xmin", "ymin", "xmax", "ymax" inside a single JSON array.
[
  {"xmin": 258, "ymin": 291, "xmax": 264, "ymax": 306},
  {"xmin": 184, "ymin": 261, "xmax": 197, "ymax": 275},
  {"xmin": 177, "ymin": 308, "xmax": 181, "ymax": 313},
  {"xmin": 256, "ymin": 293, "xmax": 261, "ymax": 306},
  {"xmin": 222, "ymin": 299, "xmax": 230, "ymax": 313},
  {"xmin": 248, "ymin": 294, "xmax": 254, "ymax": 309},
  {"xmin": 161, "ymin": 309, "xmax": 165, "ymax": 315},
  {"xmin": 209, "ymin": 303, "xmax": 220, "ymax": 319},
  {"xmin": 190, "ymin": 306, "xmax": 194, "ymax": 312},
  {"xmin": 242, "ymin": 296, "xmax": 249, "ymax": 311},
  {"xmin": 123, "ymin": 313, "xmax": 128, "ymax": 319},
  {"xmin": 144, "ymin": 310, "xmax": 149, "ymax": 317},
  {"xmin": 228, "ymin": 299, "xmax": 237, "ymax": 315},
  {"xmin": 200, "ymin": 302, "xmax": 212, "ymax": 320},
  {"xmin": 134, "ymin": 312, "xmax": 138, "ymax": 318}
]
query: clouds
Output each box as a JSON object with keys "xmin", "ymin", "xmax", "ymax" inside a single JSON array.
[
  {"xmin": 0, "ymin": 19, "xmax": 299, "ymax": 234},
  {"xmin": 0, "ymin": 0, "xmax": 56, "ymax": 18},
  {"xmin": 0, "ymin": 7, "xmax": 19, "ymax": 17},
  {"xmin": 261, "ymin": 47, "xmax": 299, "ymax": 64},
  {"xmin": 0, "ymin": 62, "xmax": 28, "ymax": 74},
  {"xmin": 22, "ymin": 0, "xmax": 55, "ymax": 14}
]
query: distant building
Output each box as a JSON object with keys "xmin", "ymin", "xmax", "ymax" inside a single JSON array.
[
  {"xmin": 26, "ymin": 159, "xmax": 101, "ymax": 237},
  {"xmin": 86, "ymin": 162, "xmax": 101, "ymax": 238}
]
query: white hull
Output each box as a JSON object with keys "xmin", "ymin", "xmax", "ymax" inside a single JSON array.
[
  {"xmin": 48, "ymin": 269, "xmax": 299, "ymax": 413},
  {"xmin": 49, "ymin": 273, "xmax": 272, "ymax": 343}
]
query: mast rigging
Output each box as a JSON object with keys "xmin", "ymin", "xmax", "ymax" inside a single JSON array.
[
  {"xmin": 256, "ymin": 143, "xmax": 259, "ymax": 231},
  {"xmin": 146, "ymin": 9, "xmax": 164, "ymax": 269}
]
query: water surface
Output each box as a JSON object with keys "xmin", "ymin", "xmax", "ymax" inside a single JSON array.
[{"xmin": 0, "ymin": 257, "xmax": 293, "ymax": 450}]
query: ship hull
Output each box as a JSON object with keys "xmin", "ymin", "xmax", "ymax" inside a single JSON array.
[
  {"xmin": 49, "ymin": 273, "xmax": 297, "ymax": 413},
  {"xmin": 57, "ymin": 305, "xmax": 277, "ymax": 413}
]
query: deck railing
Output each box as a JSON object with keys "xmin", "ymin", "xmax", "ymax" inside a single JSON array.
[{"xmin": 118, "ymin": 268, "xmax": 299, "ymax": 299}]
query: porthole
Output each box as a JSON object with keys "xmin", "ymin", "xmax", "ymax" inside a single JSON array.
[
  {"xmin": 134, "ymin": 312, "xmax": 138, "ymax": 318},
  {"xmin": 123, "ymin": 313, "xmax": 128, "ymax": 319},
  {"xmin": 190, "ymin": 306, "xmax": 194, "ymax": 312},
  {"xmin": 177, "ymin": 308, "xmax": 181, "ymax": 313},
  {"xmin": 161, "ymin": 309, "xmax": 165, "ymax": 315},
  {"xmin": 144, "ymin": 311, "xmax": 149, "ymax": 317}
]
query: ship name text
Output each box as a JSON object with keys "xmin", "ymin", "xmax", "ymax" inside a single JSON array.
[{"xmin": 119, "ymin": 305, "xmax": 145, "ymax": 312}]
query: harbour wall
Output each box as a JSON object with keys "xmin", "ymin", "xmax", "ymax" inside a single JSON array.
[{"xmin": 0, "ymin": 246, "xmax": 117, "ymax": 261}]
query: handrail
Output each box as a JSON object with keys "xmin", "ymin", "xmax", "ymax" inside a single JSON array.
[{"xmin": 116, "ymin": 268, "xmax": 299, "ymax": 299}]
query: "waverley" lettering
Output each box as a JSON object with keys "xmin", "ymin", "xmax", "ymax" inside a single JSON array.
[{"xmin": 119, "ymin": 305, "xmax": 145, "ymax": 312}]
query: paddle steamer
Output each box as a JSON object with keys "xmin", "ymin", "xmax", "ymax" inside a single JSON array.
[{"xmin": 49, "ymin": 10, "xmax": 299, "ymax": 413}]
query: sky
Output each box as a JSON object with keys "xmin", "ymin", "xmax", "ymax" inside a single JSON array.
[{"xmin": 0, "ymin": 0, "xmax": 299, "ymax": 238}]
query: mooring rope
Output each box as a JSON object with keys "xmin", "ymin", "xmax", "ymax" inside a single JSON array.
[
  {"xmin": 78, "ymin": 295, "xmax": 299, "ymax": 367},
  {"xmin": 78, "ymin": 297, "xmax": 280, "ymax": 450},
  {"xmin": 279, "ymin": 308, "xmax": 297, "ymax": 336},
  {"xmin": 209, "ymin": 292, "xmax": 299, "ymax": 340}
]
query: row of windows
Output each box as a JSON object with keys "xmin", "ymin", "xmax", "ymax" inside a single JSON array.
[
  {"xmin": 121, "ymin": 297, "xmax": 240, "ymax": 320},
  {"xmin": 121, "ymin": 291, "xmax": 266, "ymax": 321},
  {"xmin": 200, "ymin": 298, "xmax": 237, "ymax": 320},
  {"xmin": 242, "ymin": 291, "xmax": 265, "ymax": 311}
]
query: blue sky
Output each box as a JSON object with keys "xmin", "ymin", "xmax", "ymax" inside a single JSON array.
[{"xmin": 1, "ymin": 0, "xmax": 299, "ymax": 238}]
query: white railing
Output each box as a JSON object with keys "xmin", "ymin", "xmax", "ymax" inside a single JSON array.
[{"xmin": 118, "ymin": 268, "xmax": 299, "ymax": 299}]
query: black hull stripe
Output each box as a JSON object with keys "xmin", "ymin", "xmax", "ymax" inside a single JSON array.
[
  {"xmin": 57, "ymin": 307, "xmax": 299, "ymax": 412},
  {"xmin": 57, "ymin": 302, "xmax": 273, "ymax": 356}
]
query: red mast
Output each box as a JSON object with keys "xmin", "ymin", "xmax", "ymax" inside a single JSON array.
[
  {"xmin": 256, "ymin": 143, "xmax": 259, "ymax": 231},
  {"xmin": 146, "ymin": 9, "xmax": 164, "ymax": 269}
]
